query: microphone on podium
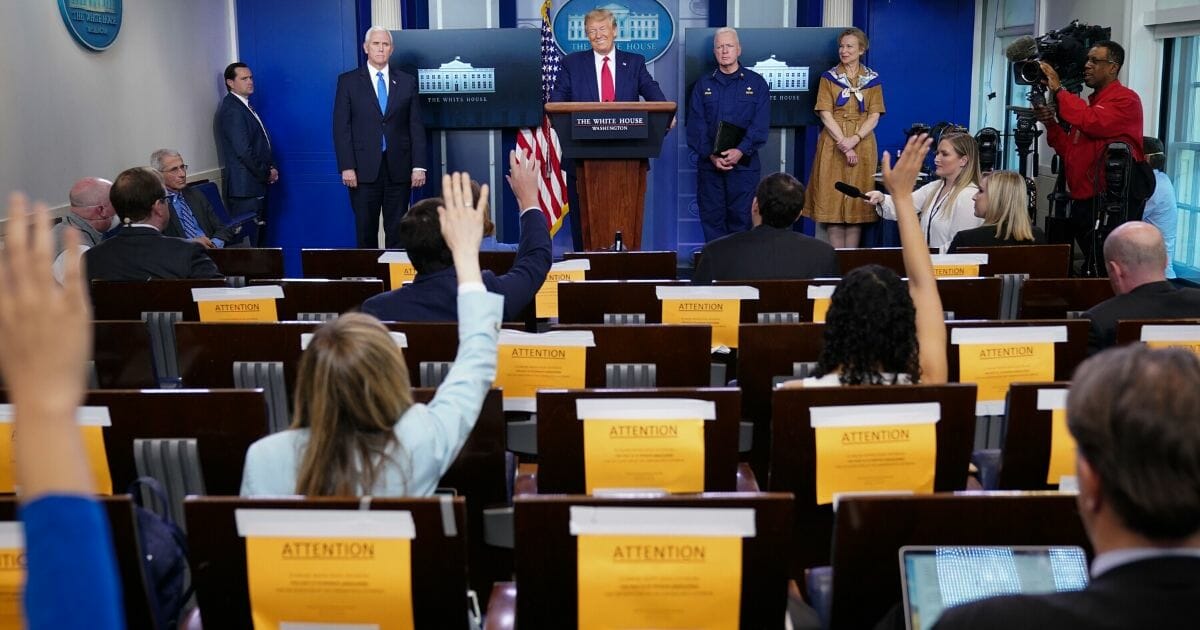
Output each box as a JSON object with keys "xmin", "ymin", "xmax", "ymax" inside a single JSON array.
[{"xmin": 834, "ymin": 181, "xmax": 871, "ymax": 200}]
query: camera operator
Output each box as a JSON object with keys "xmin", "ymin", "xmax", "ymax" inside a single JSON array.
[{"xmin": 1033, "ymin": 40, "xmax": 1144, "ymax": 264}]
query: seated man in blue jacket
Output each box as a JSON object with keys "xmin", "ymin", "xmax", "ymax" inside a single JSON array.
[{"xmin": 362, "ymin": 149, "xmax": 551, "ymax": 321}]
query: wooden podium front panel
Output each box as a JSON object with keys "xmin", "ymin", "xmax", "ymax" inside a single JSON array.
[{"xmin": 576, "ymin": 159, "xmax": 647, "ymax": 251}]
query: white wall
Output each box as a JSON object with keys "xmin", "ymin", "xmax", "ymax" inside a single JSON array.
[{"xmin": 0, "ymin": 0, "xmax": 235, "ymax": 217}]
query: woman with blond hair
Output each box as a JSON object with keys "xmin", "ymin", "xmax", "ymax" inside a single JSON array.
[
  {"xmin": 948, "ymin": 170, "xmax": 1046, "ymax": 252},
  {"xmin": 865, "ymin": 132, "xmax": 984, "ymax": 252},
  {"xmin": 240, "ymin": 172, "xmax": 503, "ymax": 496},
  {"xmin": 802, "ymin": 27, "xmax": 886, "ymax": 248}
]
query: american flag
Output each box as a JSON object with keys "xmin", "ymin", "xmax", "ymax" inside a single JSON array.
[{"xmin": 516, "ymin": 0, "xmax": 568, "ymax": 235}]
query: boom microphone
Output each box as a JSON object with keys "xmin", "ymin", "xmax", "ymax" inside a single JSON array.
[
  {"xmin": 834, "ymin": 181, "xmax": 870, "ymax": 199},
  {"xmin": 1004, "ymin": 35, "xmax": 1037, "ymax": 61}
]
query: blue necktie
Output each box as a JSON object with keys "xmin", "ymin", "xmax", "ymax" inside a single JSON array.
[
  {"xmin": 170, "ymin": 193, "xmax": 204, "ymax": 240},
  {"xmin": 376, "ymin": 71, "xmax": 388, "ymax": 152}
]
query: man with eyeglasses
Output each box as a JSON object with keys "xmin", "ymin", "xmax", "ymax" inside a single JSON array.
[
  {"xmin": 686, "ymin": 27, "xmax": 770, "ymax": 242},
  {"xmin": 85, "ymin": 167, "xmax": 223, "ymax": 282},
  {"xmin": 549, "ymin": 7, "xmax": 669, "ymax": 251},
  {"xmin": 51, "ymin": 177, "xmax": 117, "ymax": 281},
  {"xmin": 1033, "ymin": 40, "xmax": 1146, "ymax": 272},
  {"xmin": 151, "ymin": 148, "xmax": 243, "ymax": 249}
]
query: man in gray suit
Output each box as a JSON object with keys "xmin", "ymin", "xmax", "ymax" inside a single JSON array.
[
  {"xmin": 692, "ymin": 172, "xmax": 837, "ymax": 283},
  {"xmin": 52, "ymin": 177, "xmax": 116, "ymax": 281}
]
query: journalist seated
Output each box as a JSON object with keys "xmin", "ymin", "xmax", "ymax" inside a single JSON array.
[
  {"xmin": 947, "ymin": 170, "xmax": 1045, "ymax": 252},
  {"xmin": 241, "ymin": 173, "xmax": 501, "ymax": 496},
  {"xmin": 692, "ymin": 172, "xmax": 837, "ymax": 283},
  {"xmin": 85, "ymin": 167, "xmax": 223, "ymax": 282},
  {"xmin": 1083, "ymin": 221, "xmax": 1200, "ymax": 354},
  {"xmin": 361, "ymin": 150, "xmax": 551, "ymax": 322},
  {"xmin": 935, "ymin": 344, "xmax": 1200, "ymax": 629}
]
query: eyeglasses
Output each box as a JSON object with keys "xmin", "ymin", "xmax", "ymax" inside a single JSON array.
[
  {"xmin": 1085, "ymin": 57, "xmax": 1113, "ymax": 66},
  {"xmin": 161, "ymin": 164, "xmax": 189, "ymax": 174}
]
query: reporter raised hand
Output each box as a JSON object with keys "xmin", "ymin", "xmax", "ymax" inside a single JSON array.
[
  {"xmin": 438, "ymin": 172, "xmax": 488, "ymax": 287},
  {"xmin": 882, "ymin": 134, "xmax": 947, "ymax": 384},
  {"xmin": 0, "ymin": 193, "xmax": 95, "ymax": 496},
  {"xmin": 506, "ymin": 148, "xmax": 541, "ymax": 211}
]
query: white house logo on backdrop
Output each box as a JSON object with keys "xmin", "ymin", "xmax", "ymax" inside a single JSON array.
[
  {"xmin": 750, "ymin": 55, "xmax": 809, "ymax": 92},
  {"xmin": 58, "ymin": 0, "xmax": 122, "ymax": 51},
  {"xmin": 418, "ymin": 57, "xmax": 497, "ymax": 94},
  {"xmin": 553, "ymin": 0, "xmax": 675, "ymax": 63}
]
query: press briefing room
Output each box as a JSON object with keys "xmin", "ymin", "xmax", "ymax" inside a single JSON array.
[{"xmin": 0, "ymin": 0, "xmax": 1199, "ymax": 628}]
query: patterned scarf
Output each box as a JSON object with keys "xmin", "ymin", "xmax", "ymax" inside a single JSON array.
[{"xmin": 824, "ymin": 65, "xmax": 882, "ymax": 112}]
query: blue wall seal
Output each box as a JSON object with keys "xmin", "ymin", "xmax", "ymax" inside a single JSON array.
[
  {"xmin": 59, "ymin": 0, "xmax": 123, "ymax": 52},
  {"xmin": 553, "ymin": 0, "xmax": 675, "ymax": 63}
]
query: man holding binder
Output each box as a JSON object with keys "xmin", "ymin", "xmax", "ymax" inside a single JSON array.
[{"xmin": 686, "ymin": 27, "xmax": 770, "ymax": 242}]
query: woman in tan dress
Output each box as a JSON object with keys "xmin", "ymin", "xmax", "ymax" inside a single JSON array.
[{"xmin": 802, "ymin": 27, "xmax": 885, "ymax": 248}]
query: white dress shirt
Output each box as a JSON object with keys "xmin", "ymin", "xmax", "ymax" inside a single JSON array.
[{"xmin": 593, "ymin": 50, "xmax": 616, "ymax": 100}]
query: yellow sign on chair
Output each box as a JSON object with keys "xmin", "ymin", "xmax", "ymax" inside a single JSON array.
[
  {"xmin": 496, "ymin": 330, "xmax": 594, "ymax": 412},
  {"xmin": 535, "ymin": 259, "xmax": 589, "ymax": 318},
  {"xmin": 1142, "ymin": 324, "xmax": 1200, "ymax": 356},
  {"xmin": 577, "ymin": 398, "xmax": 715, "ymax": 493},
  {"xmin": 236, "ymin": 509, "xmax": 416, "ymax": 630},
  {"xmin": 657, "ymin": 285, "xmax": 759, "ymax": 349},
  {"xmin": 378, "ymin": 251, "xmax": 417, "ymax": 289},
  {"xmin": 810, "ymin": 402, "xmax": 941, "ymax": 505},
  {"xmin": 807, "ymin": 285, "xmax": 837, "ymax": 323},
  {"xmin": 571, "ymin": 506, "xmax": 754, "ymax": 630},
  {"xmin": 930, "ymin": 253, "xmax": 988, "ymax": 278},
  {"xmin": 0, "ymin": 405, "xmax": 112, "ymax": 495},
  {"xmin": 192, "ymin": 286, "xmax": 283, "ymax": 323},
  {"xmin": 1038, "ymin": 388, "xmax": 1076, "ymax": 486},
  {"xmin": 952, "ymin": 326, "xmax": 1066, "ymax": 415},
  {"xmin": 0, "ymin": 523, "xmax": 24, "ymax": 627}
]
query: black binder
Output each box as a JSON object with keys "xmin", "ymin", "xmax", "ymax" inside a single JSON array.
[{"xmin": 712, "ymin": 121, "xmax": 752, "ymax": 167}]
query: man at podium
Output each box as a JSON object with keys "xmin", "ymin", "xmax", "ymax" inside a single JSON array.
[{"xmin": 549, "ymin": 6, "xmax": 669, "ymax": 251}]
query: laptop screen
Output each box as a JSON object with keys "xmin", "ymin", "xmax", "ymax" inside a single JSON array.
[{"xmin": 899, "ymin": 545, "xmax": 1089, "ymax": 630}]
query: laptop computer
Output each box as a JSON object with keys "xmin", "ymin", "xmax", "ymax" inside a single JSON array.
[{"xmin": 899, "ymin": 545, "xmax": 1089, "ymax": 630}]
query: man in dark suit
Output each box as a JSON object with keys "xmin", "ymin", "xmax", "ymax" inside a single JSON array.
[
  {"xmin": 153, "ymin": 149, "xmax": 243, "ymax": 248},
  {"xmin": 1082, "ymin": 221, "xmax": 1200, "ymax": 354},
  {"xmin": 361, "ymin": 150, "xmax": 550, "ymax": 321},
  {"xmin": 692, "ymin": 172, "xmax": 837, "ymax": 283},
  {"xmin": 548, "ymin": 7, "xmax": 669, "ymax": 251},
  {"xmin": 216, "ymin": 62, "xmax": 276, "ymax": 245},
  {"xmin": 333, "ymin": 26, "xmax": 427, "ymax": 248},
  {"xmin": 935, "ymin": 344, "xmax": 1200, "ymax": 629},
  {"xmin": 86, "ymin": 167, "xmax": 223, "ymax": 282}
]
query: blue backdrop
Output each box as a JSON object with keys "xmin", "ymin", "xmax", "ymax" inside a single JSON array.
[{"xmin": 233, "ymin": 0, "xmax": 976, "ymax": 273}]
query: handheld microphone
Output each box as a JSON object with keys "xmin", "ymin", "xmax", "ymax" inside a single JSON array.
[{"xmin": 834, "ymin": 181, "xmax": 870, "ymax": 200}]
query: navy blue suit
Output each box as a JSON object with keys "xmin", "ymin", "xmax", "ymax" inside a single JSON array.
[
  {"xmin": 85, "ymin": 226, "xmax": 223, "ymax": 282},
  {"xmin": 333, "ymin": 64, "xmax": 427, "ymax": 248},
  {"xmin": 549, "ymin": 49, "xmax": 667, "ymax": 103},
  {"xmin": 687, "ymin": 67, "xmax": 770, "ymax": 242},
  {"xmin": 216, "ymin": 93, "xmax": 273, "ymax": 244},
  {"xmin": 360, "ymin": 209, "xmax": 552, "ymax": 322},
  {"xmin": 549, "ymin": 49, "xmax": 667, "ymax": 250}
]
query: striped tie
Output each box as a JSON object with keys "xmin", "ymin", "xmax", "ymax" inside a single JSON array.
[{"xmin": 170, "ymin": 193, "xmax": 204, "ymax": 240}]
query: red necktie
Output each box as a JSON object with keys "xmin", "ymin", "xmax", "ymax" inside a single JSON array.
[{"xmin": 601, "ymin": 56, "xmax": 615, "ymax": 102}]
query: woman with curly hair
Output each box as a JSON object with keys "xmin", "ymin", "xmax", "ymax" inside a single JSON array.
[{"xmin": 790, "ymin": 133, "xmax": 948, "ymax": 386}]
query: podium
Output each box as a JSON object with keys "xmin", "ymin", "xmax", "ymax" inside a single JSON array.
[{"xmin": 546, "ymin": 101, "xmax": 676, "ymax": 251}]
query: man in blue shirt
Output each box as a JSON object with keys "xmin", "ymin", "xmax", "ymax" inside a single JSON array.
[
  {"xmin": 686, "ymin": 27, "xmax": 771, "ymax": 242},
  {"xmin": 1141, "ymin": 137, "xmax": 1177, "ymax": 279}
]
